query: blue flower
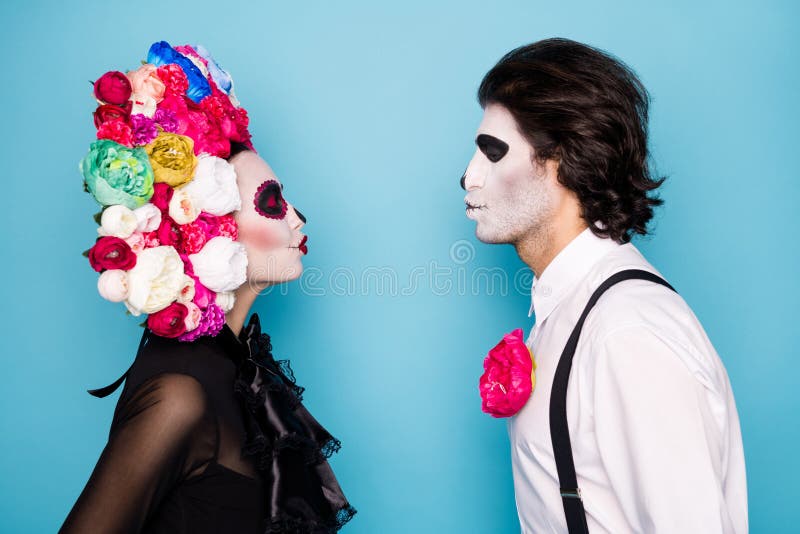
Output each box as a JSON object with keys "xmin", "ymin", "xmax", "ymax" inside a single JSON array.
[
  {"xmin": 146, "ymin": 41, "xmax": 211, "ymax": 103},
  {"xmin": 194, "ymin": 44, "xmax": 233, "ymax": 94}
]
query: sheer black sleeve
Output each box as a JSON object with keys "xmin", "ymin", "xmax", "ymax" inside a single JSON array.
[{"xmin": 60, "ymin": 373, "xmax": 211, "ymax": 534}]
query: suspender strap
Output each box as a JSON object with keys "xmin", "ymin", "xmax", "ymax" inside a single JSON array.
[
  {"xmin": 87, "ymin": 328, "xmax": 150, "ymax": 398},
  {"xmin": 548, "ymin": 269, "xmax": 676, "ymax": 533}
]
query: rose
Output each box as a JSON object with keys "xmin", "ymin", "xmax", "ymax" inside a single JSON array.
[
  {"xmin": 96, "ymin": 120, "xmax": 133, "ymax": 147},
  {"xmin": 80, "ymin": 140, "xmax": 154, "ymax": 209},
  {"xmin": 479, "ymin": 328, "xmax": 536, "ymax": 418},
  {"xmin": 145, "ymin": 132, "xmax": 197, "ymax": 187},
  {"xmin": 126, "ymin": 64, "xmax": 165, "ymax": 104},
  {"xmin": 156, "ymin": 215, "xmax": 181, "ymax": 248},
  {"xmin": 125, "ymin": 245, "xmax": 185, "ymax": 315},
  {"xmin": 93, "ymin": 71, "xmax": 132, "ymax": 106},
  {"xmin": 97, "ymin": 269, "xmax": 130, "ymax": 302},
  {"xmin": 188, "ymin": 236, "xmax": 247, "ymax": 292},
  {"xmin": 147, "ymin": 302, "xmax": 188, "ymax": 338},
  {"xmin": 179, "ymin": 155, "xmax": 241, "ymax": 215},
  {"xmin": 94, "ymin": 104, "xmax": 131, "ymax": 128},
  {"xmin": 98, "ymin": 205, "xmax": 137, "ymax": 238},
  {"xmin": 88, "ymin": 236, "xmax": 137, "ymax": 272},
  {"xmin": 189, "ymin": 274, "xmax": 214, "ymax": 308}
]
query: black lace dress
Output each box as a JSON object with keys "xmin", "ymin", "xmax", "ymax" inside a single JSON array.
[{"xmin": 60, "ymin": 314, "xmax": 356, "ymax": 534}]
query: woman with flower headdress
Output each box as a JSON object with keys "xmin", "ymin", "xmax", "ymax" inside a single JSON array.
[{"xmin": 60, "ymin": 42, "xmax": 356, "ymax": 534}]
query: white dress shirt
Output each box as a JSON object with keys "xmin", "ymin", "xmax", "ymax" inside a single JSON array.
[{"xmin": 508, "ymin": 227, "xmax": 747, "ymax": 533}]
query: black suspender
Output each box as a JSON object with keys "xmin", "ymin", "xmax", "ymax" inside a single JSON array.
[{"xmin": 548, "ymin": 269, "xmax": 676, "ymax": 533}]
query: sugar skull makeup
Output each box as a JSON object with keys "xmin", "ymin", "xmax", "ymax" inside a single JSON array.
[
  {"xmin": 254, "ymin": 180, "xmax": 288, "ymax": 219},
  {"xmin": 462, "ymin": 103, "xmax": 558, "ymax": 244}
]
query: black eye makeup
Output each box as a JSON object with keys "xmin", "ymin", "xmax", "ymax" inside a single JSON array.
[
  {"xmin": 476, "ymin": 134, "xmax": 509, "ymax": 163},
  {"xmin": 254, "ymin": 180, "xmax": 287, "ymax": 219}
]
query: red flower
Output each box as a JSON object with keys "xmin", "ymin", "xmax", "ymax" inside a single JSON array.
[
  {"xmin": 178, "ymin": 221, "xmax": 209, "ymax": 254},
  {"xmin": 156, "ymin": 64, "xmax": 189, "ymax": 96},
  {"xmin": 147, "ymin": 302, "xmax": 188, "ymax": 338},
  {"xmin": 96, "ymin": 119, "xmax": 133, "ymax": 147},
  {"xmin": 217, "ymin": 214, "xmax": 238, "ymax": 240},
  {"xmin": 93, "ymin": 71, "xmax": 132, "ymax": 106},
  {"xmin": 479, "ymin": 328, "xmax": 536, "ymax": 418},
  {"xmin": 150, "ymin": 182, "xmax": 173, "ymax": 212},
  {"xmin": 88, "ymin": 237, "xmax": 137, "ymax": 272},
  {"xmin": 157, "ymin": 215, "xmax": 181, "ymax": 248},
  {"xmin": 93, "ymin": 103, "xmax": 131, "ymax": 128}
]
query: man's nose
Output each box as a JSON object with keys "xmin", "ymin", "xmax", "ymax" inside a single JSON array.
[{"xmin": 461, "ymin": 151, "xmax": 485, "ymax": 191}]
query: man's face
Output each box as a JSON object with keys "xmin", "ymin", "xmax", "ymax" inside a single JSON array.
[{"xmin": 462, "ymin": 103, "xmax": 557, "ymax": 245}]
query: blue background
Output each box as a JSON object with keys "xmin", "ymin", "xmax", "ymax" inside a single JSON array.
[{"xmin": 1, "ymin": 0, "xmax": 797, "ymax": 532}]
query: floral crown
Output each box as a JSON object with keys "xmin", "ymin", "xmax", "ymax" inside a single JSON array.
[{"xmin": 80, "ymin": 41, "xmax": 252, "ymax": 341}]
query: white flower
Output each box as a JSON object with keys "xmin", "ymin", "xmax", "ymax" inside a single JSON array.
[
  {"xmin": 124, "ymin": 232, "xmax": 145, "ymax": 254},
  {"xmin": 180, "ymin": 155, "xmax": 241, "ymax": 216},
  {"xmin": 176, "ymin": 275, "xmax": 196, "ymax": 303},
  {"xmin": 215, "ymin": 291, "xmax": 235, "ymax": 312},
  {"xmin": 168, "ymin": 187, "xmax": 200, "ymax": 224},
  {"xmin": 97, "ymin": 270, "xmax": 129, "ymax": 302},
  {"xmin": 133, "ymin": 204, "xmax": 161, "ymax": 232},
  {"xmin": 188, "ymin": 236, "xmax": 247, "ymax": 292},
  {"xmin": 130, "ymin": 93, "xmax": 156, "ymax": 117},
  {"xmin": 183, "ymin": 302, "xmax": 202, "ymax": 331},
  {"xmin": 125, "ymin": 246, "xmax": 185, "ymax": 315},
  {"xmin": 98, "ymin": 205, "xmax": 138, "ymax": 239}
]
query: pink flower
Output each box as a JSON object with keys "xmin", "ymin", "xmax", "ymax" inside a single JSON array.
[
  {"xmin": 96, "ymin": 120, "xmax": 133, "ymax": 147},
  {"xmin": 479, "ymin": 328, "xmax": 536, "ymax": 418},
  {"xmin": 147, "ymin": 302, "xmax": 188, "ymax": 338},
  {"xmin": 156, "ymin": 64, "xmax": 189, "ymax": 96},
  {"xmin": 150, "ymin": 182, "xmax": 173, "ymax": 212},
  {"xmin": 127, "ymin": 64, "xmax": 166, "ymax": 104},
  {"xmin": 130, "ymin": 114, "xmax": 159, "ymax": 146},
  {"xmin": 178, "ymin": 221, "xmax": 209, "ymax": 254},
  {"xmin": 217, "ymin": 214, "xmax": 238, "ymax": 240},
  {"xmin": 178, "ymin": 302, "xmax": 224, "ymax": 341},
  {"xmin": 153, "ymin": 108, "xmax": 179, "ymax": 133},
  {"xmin": 93, "ymin": 71, "xmax": 132, "ymax": 106}
]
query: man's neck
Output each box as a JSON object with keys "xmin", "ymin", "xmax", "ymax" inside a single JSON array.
[{"xmin": 516, "ymin": 219, "xmax": 588, "ymax": 278}]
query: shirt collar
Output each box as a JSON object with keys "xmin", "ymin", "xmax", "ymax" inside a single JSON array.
[{"xmin": 528, "ymin": 226, "xmax": 621, "ymax": 322}]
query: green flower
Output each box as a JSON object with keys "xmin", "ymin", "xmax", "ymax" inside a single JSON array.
[{"xmin": 80, "ymin": 140, "xmax": 155, "ymax": 209}]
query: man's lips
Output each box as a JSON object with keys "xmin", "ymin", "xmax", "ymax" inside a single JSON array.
[{"xmin": 465, "ymin": 200, "xmax": 486, "ymax": 211}]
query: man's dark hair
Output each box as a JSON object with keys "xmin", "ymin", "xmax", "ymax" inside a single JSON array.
[{"xmin": 478, "ymin": 38, "xmax": 664, "ymax": 243}]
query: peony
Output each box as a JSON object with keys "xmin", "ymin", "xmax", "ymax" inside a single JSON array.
[
  {"xmin": 126, "ymin": 64, "xmax": 165, "ymax": 104},
  {"xmin": 93, "ymin": 71, "xmax": 132, "ymax": 106},
  {"xmin": 133, "ymin": 204, "xmax": 162, "ymax": 233},
  {"xmin": 168, "ymin": 187, "xmax": 200, "ymax": 225},
  {"xmin": 188, "ymin": 236, "xmax": 247, "ymax": 292},
  {"xmin": 125, "ymin": 246, "xmax": 185, "ymax": 315},
  {"xmin": 146, "ymin": 41, "xmax": 211, "ymax": 103},
  {"xmin": 178, "ymin": 220, "xmax": 208, "ymax": 254},
  {"xmin": 479, "ymin": 328, "xmax": 536, "ymax": 418},
  {"xmin": 150, "ymin": 182, "xmax": 173, "ymax": 212},
  {"xmin": 88, "ymin": 236, "xmax": 137, "ymax": 272},
  {"xmin": 178, "ymin": 155, "xmax": 240, "ymax": 215},
  {"xmin": 156, "ymin": 215, "xmax": 181, "ymax": 248},
  {"xmin": 156, "ymin": 64, "xmax": 189, "ymax": 96},
  {"xmin": 81, "ymin": 140, "xmax": 154, "ymax": 209},
  {"xmin": 98, "ymin": 204, "xmax": 138, "ymax": 239},
  {"xmin": 124, "ymin": 232, "xmax": 146, "ymax": 254},
  {"xmin": 183, "ymin": 302, "xmax": 202, "ymax": 331},
  {"xmin": 215, "ymin": 291, "xmax": 235, "ymax": 312},
  {"xmin": 176, "ymin": 275, "xmax": 196, "ymax": 303},
  {"xmin": 145, "ymin": 132, "xmax": 197, "ymax": 187},
  {"xmin": 97, "ymin": 269, "xmax": 130, "ymax": 302},
  {"xmin": 147, "ymin": 302, "xmax": 188, "ymax": 338},
  {"xmin": 130, "ymin": 93, "xmax": 157, "ymax": 118}
]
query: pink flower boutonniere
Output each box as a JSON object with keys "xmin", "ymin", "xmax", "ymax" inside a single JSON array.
[{"xmin": 479, "ymin": 328, "xmax": 536, "ymax": 418}]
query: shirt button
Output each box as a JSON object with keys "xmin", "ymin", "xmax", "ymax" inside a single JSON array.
[{"xmin": 540, "ymin": 285, "xmax": 552, "ymax": 297}]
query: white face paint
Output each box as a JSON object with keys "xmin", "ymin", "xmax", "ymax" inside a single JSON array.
[{"xmin": 462, "ymin": 103, "xmax": 557, "ymax": 246}]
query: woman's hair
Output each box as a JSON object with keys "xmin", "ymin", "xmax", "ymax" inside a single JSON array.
[{"xmin": 478, "ymin": 38, "xmax": 664, "ymax": 243}]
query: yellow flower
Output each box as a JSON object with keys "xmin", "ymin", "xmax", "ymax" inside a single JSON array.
[{"xmin": 145, "ymin": 132, "xmax": 197, "ymax": 187}]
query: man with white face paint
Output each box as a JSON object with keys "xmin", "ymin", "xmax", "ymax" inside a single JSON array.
[{"xmin": 463, "ymin": 38, "xmax": 747, "ymax": 533}]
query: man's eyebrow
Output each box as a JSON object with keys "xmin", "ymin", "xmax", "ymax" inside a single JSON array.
[{"xmin": 475, "ymin": 134, "xmax": 510, "ymax": 158}]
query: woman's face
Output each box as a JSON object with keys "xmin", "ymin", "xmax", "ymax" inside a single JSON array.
[{"xmin": 231, "ymin": 150, "xmax": 307, "ymax": 285}]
